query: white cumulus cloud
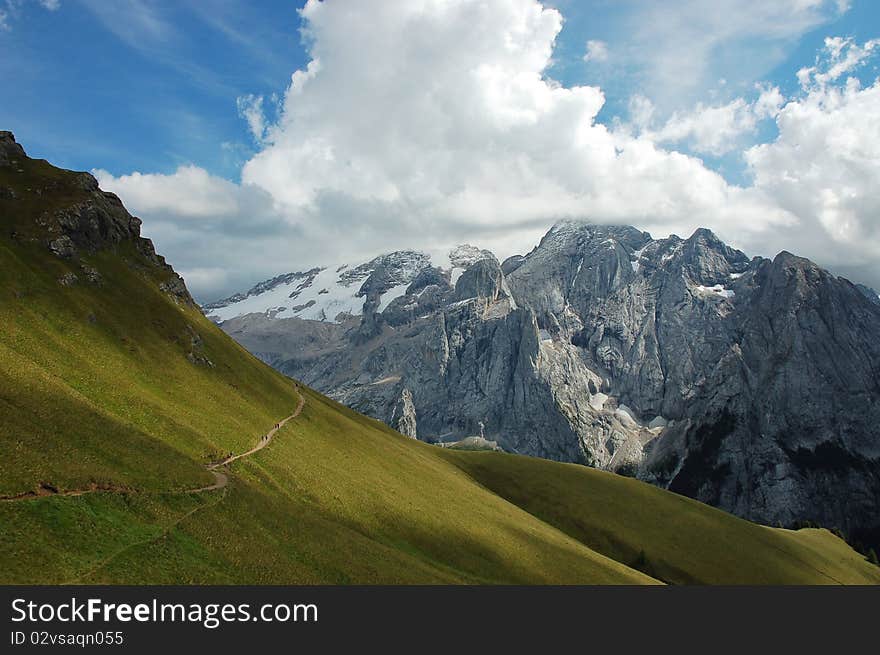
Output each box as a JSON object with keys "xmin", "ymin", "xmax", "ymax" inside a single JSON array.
[
  {"xmin": 744, "ymin": 73, "xmax": 880, "ymax": 283},
  {"xmin": 797, "ymin": 36, "xmax": 879, "ymax": 89},
  {"xmin": 616, "ymin": 0, "xmax": 848, "ymax": 109},
  {"xmin": 644, "ymin": 85, "xmax": 785, "ymax": 155},
  {"xmin": 95, "ymin": 1, "xmax": 880, "ymax": 299},
  {"xmin": 95, "ymin": 166, "xmax": 245, "ymax": 219},
  {"xmin": 241, "ymin": 0, "xmax": 790, "ymax": 237},
  {"xmin": 94, "ymin": 166, "xmax": 294, "ymax": 299},
  {"xmin": 583, "ymin": 39, "xmax": 608, "ymax": 62}
]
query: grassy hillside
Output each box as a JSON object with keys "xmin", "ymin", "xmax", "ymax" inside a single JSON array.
[
  {"xmin": 438, "ymin": 451, "xmax": 880, "ymax": 585},
  {"xmin": 1, "ymin": 133, "xmax": 877, "ymax": 585},
  {"xmin": 0, "ymin": 222, "xmax": 297, "ymax": 496}
]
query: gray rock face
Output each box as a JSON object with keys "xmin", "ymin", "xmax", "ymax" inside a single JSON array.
[
  {"xmin": 500, "ymin": 255, "xmax": 526, "ymax": 275},
  {"xmin": 855, "ymin": 283, "xmax": 880, "ymax": 305},
  {"xmin": 214, "ymin": 220, "xmax": 880, "ymax": 546},
  {"xmin": 393, "ymin": 388, "xmax": 419, "ymax": 439},
  {"xmin": 454, "ymin": 258, "xmax": 508, "ymax": 303}
]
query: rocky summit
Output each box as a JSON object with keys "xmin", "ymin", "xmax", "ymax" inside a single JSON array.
[
  {"xmin": 209, "ymin": 220, "xmax": 880, "ymax": 547},
  {"xmin": 0, "ymin": 131, "xmax": 193, "ymax": 307}
]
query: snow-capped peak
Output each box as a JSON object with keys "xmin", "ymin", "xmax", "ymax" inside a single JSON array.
[
  {"xmin": 448, "ymin": 244, "xmax": 496, "ymax": 269},
  {"xmin": 446, "ymin": 244, "xmax": 496, "ymax": 287},
  {"xmin": 203, "ymin": 250, "xmax": 432, "ymax": 324}
]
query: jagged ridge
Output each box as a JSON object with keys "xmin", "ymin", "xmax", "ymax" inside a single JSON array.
[{"xmin": 217, "ymin": 219, "xmax": 880, "ymax": 550}]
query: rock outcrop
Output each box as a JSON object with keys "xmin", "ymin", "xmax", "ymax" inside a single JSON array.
[
  {"xmin": 0, "ymin": 131, "xmax": 194, "ymax": 307},
  {"xmin": 393, "ymin": 388, "xmax": 419, "ymax": 439}
]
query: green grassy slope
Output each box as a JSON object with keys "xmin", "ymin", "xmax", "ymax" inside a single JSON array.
[
  {"xmin": 0, "ymin": 235, "xmax": 298, "ymax": 495},
  {"xmin": 1, "ymin": 136, "xmax": 877, "ymax": 585},
  {"xmin": 6, "ymin": 389, "xmax": 652, "ymax": 585},
  {"xmin": 438, "ymin": 451, "xmax": 880, "ymax": 585}
]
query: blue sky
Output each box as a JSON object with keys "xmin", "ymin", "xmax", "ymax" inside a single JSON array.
[
  {"xmin": 1, "ymin": 1, "xmax": 879, "ymax": 299},
  {"xmin": 0, "ymin": 0, "xmax": 307, "ymax": 177},
  {"xmin": 2, "ymin": 0, "xmax": 874, "ymax": 180}
]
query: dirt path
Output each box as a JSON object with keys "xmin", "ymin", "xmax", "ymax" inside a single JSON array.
[
  {"xmin": 182, "ymin": 388, "xmax": 305, "ymax": 494},
  {"xmin": 1, "ymin": 385, "xmax": 305, "ymax": 501},
  {"xmin": 64, "ymin": 385, "xmax": 305, "ymax": 583},
  {"xmin": 0, "ymin": 483, "xmax": 134, "ymax": 502},
  {"xmin": 184, "ymin": 469, "xmax": 229, "ymax": 494}
]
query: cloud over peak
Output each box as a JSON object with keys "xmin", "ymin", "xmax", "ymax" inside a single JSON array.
[
  {"xmin": 241, "ymin": 0, "xmax": 788, "ymax": 235},
  {"xmin": 94, "ymin": 1, "xmax": 880, "ymax": 299}
]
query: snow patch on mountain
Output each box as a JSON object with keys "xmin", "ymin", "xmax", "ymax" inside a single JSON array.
[
  {"xmin": 615, "ymin": 405, "xmax": 639, "ymax": 427},
  {"xmin": 377, "ymin": 283, "xmax": 411, "ymax": 312},
  {"xmin": 631, "ymin": 246, "xmax": 648, "ymax": 274},
  {"xmin": 206, "ymin": 266, "xmax": 361, "ymax": 322},
  {"xmin": 204, "ymin": 250, "xmax": 432, "ymax": 323},
  {"xmin": 693, "ymin": 283, "xmax": 735, "ymax": 299},
  {"xmin": 448, "ymin": 244, "xmax": 497, "ymax": 269},
  {"xmin": 446, "ymin": 244, "xmax": 496, "ymax": 289},
  {"xmin": 588, "ymin": 392, "xmax": 608, "ymax": 411}
]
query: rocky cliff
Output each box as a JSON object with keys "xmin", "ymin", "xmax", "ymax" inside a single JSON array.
[{"xmin": 212, "ymin": 219, "xmax": 880, "ymax": 548}]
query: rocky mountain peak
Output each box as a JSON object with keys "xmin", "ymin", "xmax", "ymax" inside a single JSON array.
[
  {"xmin": 448, "ymin": 244, "xmax": 497, "ymax": 269},
  {"xmin": 761, "ymin": 250, "xmax": 829, "ymax": 295},
  {"xmin": 341, "ymin": 250, "xmax": 431, "ymax": 288},
  {"xmin": 0, "ymin": 133, "xmax": 194, "ymax": 307},
  {"xmin": 677, "ymin": 227, "xmax": 750, "ymax": 285},
  {"xmin": 0, "ymin": 131, "xmax": 26, "ymax": 165},
  {"xmin": 772, "ymin": 250, "xmax": 821, "ymax": 271},
  {"xmin": 686, "ymin": 226, "xmax": 722, "ymax": 244},
  {"xmin": 542, "ymin": 221, "xmax": 650, "ymax": 252},
  {"xmin": 219, "ymin": 220, "xmax": 880, "ymax": 548}
]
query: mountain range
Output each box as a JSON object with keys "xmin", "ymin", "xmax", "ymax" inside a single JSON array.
[
  {"xmin": 208, "ymin": 219, "xmax": 880, "ymax": 551},
  {"xmin": 2, "ymin": 130, "xmax": 879, "ymax": 584}
]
